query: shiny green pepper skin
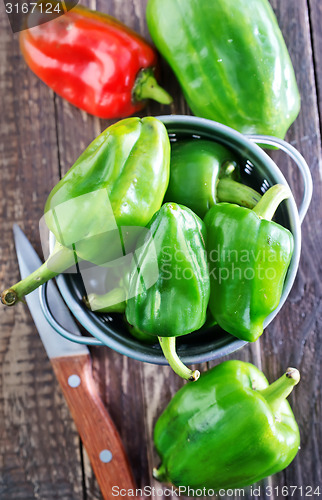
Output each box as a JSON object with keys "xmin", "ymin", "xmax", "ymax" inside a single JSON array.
[
  {"xmin": 204, "ymin": 185, "xmax": 294, "ymax": 341},
  {"xmin": 127, "ymin": 324, "xmax": 157, "ymax": 344},
  {"xmin": 154, "ymin": 360, "xmax": 300, "ymax": 491},
  {"xmin": 45, "ymin": 116, "xmax": 170, "ymax": 265},
  {"xmin": 165, "ymin": 140, "xmax": 261, "ymax": 218},
  {"xmin": 146, "ymin": 0, "xmax": 300, "ymax": 138},
  {"xmin": 126, "ymin": 202, "xmax": 210, "ymax": 380},
  {"xmin": 126, "ymin": 202, "xmax": 209, "ymax": 337},
  {"xmin": 84, "ymin": 263, "xmax": 130, "ymax": 313},
  {"xmin": 1, "ymin": 117, "xmax": 170, "ymax": 306},
  {"xmin": 196, "ymin": 308, "xmax": 217, "ymax": 333}
]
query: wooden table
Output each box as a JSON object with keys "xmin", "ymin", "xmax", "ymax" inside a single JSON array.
[{"xmin": 0, "ymin": 1, "xmax": 321, "ymax": 499}]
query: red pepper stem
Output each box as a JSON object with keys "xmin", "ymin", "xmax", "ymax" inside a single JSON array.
[
  {"xmin": 252, "ymin": 184, "xmax": 291, "ymax": 221},
  {"xmin": 1, "ymin": 242, "xmax": 77, "ymax": 306},
  {"xmin": 83, "ymin": 288, "xmax": 126, "ymax": 313},
  {"xmin": 216, "ymin": 178, "xmax": 262, "ymax": 208},
  {"xmin": 158, "ymin": 336, "xmax": 200, "ymax": 381},
  {"xmin": 132, "ymin": 68, "xmax": 173, "ymax": 105},
  {"xmin": 258, "ymin": 367, "xmax": 300, "ymax": 415}
]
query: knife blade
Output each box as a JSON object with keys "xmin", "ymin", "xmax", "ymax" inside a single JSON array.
[{"xmin": 13, "ymin": 225, "xmax": 137, "ymax": 499}]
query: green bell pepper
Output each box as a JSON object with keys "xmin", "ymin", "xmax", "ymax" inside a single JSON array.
[
  {"xmin": 146, "ymin": 0, "xmax": 300, "ymax": 138},
  {"xmin": 85, "ymin": 293, "xmax": 157, "ymax": 343},
  {"xmin": 154, "ymin": 360, "xmax": 300, "ymax": 491},
  {"xmin": 84, "ymin": 253, "xmax": 216, "ymax": 342},
  {"xmin": 165, "ymin": 140, "xmax": 261, "ymax": 218},
  {"xmin": 83, "ymin": 262, "xmax": 156, "ymax": 343},
  {"xmin": 84, "ymin": 279, "xmax": 157, "ymax": 344},
  {"xmin": 2, "ymin": 117, "xmax": 170, "ymax": 306},
  {"xmin": 127, "ymin": 323, "xmax": 157, "ymax": 344},
  {"xmin": 197, "ymin": 308, "xmax": 217, "ymax": 332},
  {"xmin": 45, "ymin": 116, "xmax": 170, "ymax": 265},
  {"xmin": 204, "ymin": 184, "xmax": 294, "ymax": 341},
  {"xmin": 125, "ymin": 202, "xmax": 210, "ymax": 381},
  {"xmin": 84, "ymin": 287, "xmax": 127, "ymax": 314}
]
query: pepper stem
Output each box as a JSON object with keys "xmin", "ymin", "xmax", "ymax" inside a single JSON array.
[
  {"xmin": 153, "ymin": 464, "xmax": 168, "ymax": 482},
  {"xmin": 158, "ymin": 336, "xmax": 200, "ymax": 381},
  {"xmin": 258, "ymin": 367, "xmax": 300, "ymax": 415},
  {"xmin": 83, "ymin": 287, "xmax": 126, "ymax": 313},
  {"xmin": 252, "ymin": 184, "xmax": 291, "ymax": 221},
  {"xmin": 216, "ymin": 178, "xmax": 262, "ymax": 208},
  {"xmin": 132, "ymin": 68, "xmax": 173, "ymax": 105},
  {"xmin": 1, "ymin": 242, "xmax": 77, "ymax": 306}
]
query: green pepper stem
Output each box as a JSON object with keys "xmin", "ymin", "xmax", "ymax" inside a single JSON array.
[
  {"xmin": 153, "ymin": 464, "xmax": 168, "ymax": 482},
  {"xmin": 132, "ymin": 68, "xmax": 173, "ymax": 105},
  {"xmin": 216, "ymin": 178, "xmax": 262, "ymax": 208},
  {"xmin": 258, "ymin": 367, "xmax": 300, "ymax": 414},
  {"xmin": 158, "ymin": 336, "xmax": 200, "ymax": 381},
  {"xmin": 1, "ymin": 242, "xmax": 77, "ymax": 306},
  {"xmin": 252, "ymin": 184, "xmax": 291, "ymax": 221},
  {"xmin": 83, "ymin": 287, "xmax": 126, "ymax": 313}
]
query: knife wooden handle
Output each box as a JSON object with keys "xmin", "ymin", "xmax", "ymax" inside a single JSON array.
[{"xmin": 51, "ymin": 354, "xmax": 138, "ymax": 499}]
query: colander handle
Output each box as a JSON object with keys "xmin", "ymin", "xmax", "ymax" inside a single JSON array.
[
  {"xmin": 246, "ymin": 135, "xmax": 313, "ymax": 224},
  {"xmin": 39, "ymin": 282, "xmax": 104, "ymax": 346}
]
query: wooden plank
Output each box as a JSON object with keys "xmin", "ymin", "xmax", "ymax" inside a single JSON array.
[
  {"xmin": 308, "ymin": 0, "xmax": 322, "ymax": 130},
  {"xmin": 0, "ymin": 9, "xmax": 85, "ymax": 500}
]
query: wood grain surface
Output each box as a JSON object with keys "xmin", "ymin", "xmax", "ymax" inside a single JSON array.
[{"xmin": 0, "ymin": 1, "xmax": 321, "ymax": 499}]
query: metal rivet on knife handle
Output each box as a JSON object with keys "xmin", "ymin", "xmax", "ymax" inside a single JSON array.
[
  {"xmin": 100, "ymin": 450, "xmax": 113, "ymax": 463},
  {"xmin": 68, "ymin": 374, "xmax": 81, "ymax": 388}
]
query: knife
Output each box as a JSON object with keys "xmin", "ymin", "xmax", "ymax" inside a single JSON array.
[{"xmin": 13, "ymin": 224, "xmax": 137, "ymax": 499}]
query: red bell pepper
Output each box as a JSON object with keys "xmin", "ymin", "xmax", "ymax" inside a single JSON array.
[{"xmin": 19, "ymin": 4, "xmax": 172, "ymax": 118}]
